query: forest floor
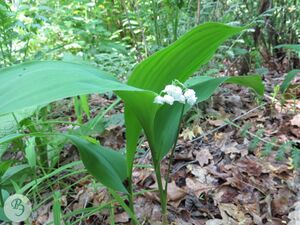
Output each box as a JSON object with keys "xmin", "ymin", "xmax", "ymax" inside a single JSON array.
[{"xmin": 33, "ymin": 66, "xmax": 300, "ymax": 225}]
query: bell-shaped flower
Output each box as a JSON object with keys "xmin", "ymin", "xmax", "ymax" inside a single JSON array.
[
  {"xmin": 184, "ymin": 89, "xmax": 197, "ymax": 105},
  {"xmin": 163, "ymin": 85, "xmax": 183, "ymax": 102},
  {"xmin": 163, "ymin": 95, "xmax": 175, "ymax": 105},
  {"xmin": 154, "ymin": 95, "xmax": 165, "ymax": 104}
]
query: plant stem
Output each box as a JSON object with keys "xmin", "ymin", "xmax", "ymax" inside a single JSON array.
[
  {"xmin": 0, "ymin": 188, "xmax": 4, "ymax": 207},
  {"xmin": 127, "ymin": 177, "xmax": 136, "ymax": 225},
  {"xmin": 153, "ymin": 162, "xmax": 168, "ymax": 224},
  {"xmin": 151, "ymin": 0, "xmax": 161, "ymax": 46},
  {"xmin": 151, "ymin": 105, "xmax": 185, "ymax": 224},
  {"xmin": 161, "ymin": 105, "xmax": 185, "ymax": 223},
  {"xmin": 173, "ymin": 7, "xmax": 179, "ymax": 42}
]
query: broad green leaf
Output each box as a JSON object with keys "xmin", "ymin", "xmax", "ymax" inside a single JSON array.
[
  {"xmin": 0, "ymin": 61, "xmax": 141, "ymax": 115},
  {"xmin": 183, "ymin": 75, "xmax": 264, "ymax": 123},
  {"xmin": 225, "ymin": 76, "xmax": 265, "ymax": 95},
  {"xmin": 280, "ymin": 69, "xmax": 300, "ymax": 93},
  {"xmin": 121, "ymin": 23, "xmax": 246, "ymax": 166},
  {"xmin": 128, "ymin": 23, "xmax": 244, "ymax": 91},
  {"xmin": 66, "ymin": 135, "xmax": 128, "ymax": 193},
  {"xmin": 186, "ymin": 75, "xmax": 264, "ymax": 103},
  {"xmin": 153, "ymin": 103, "xmax": 184, "ymax": 161},
  {"xmin": 124, "ymin": 107, "xmax": 142, "ymax": 178}
]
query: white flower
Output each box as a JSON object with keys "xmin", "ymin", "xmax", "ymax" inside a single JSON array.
[
  {"xmin": 184, "ymin": 89, "xmax": 197, "ymax": 105},
  {"xmin": 153, "ymin": 83, "xmax": 197, "ymax": 106},
  {"xmin": 186, "ymin": 95, "xmax": 197, "ymax": 105},
  {"xmin": 163, "ymin": 95, "xmax": 174, "ymax": 105},
  {"xmin": 163, "ymin": 85, "xmax": 178, "ymax": 94},
  {"xmin": 178, "ymin": 95, "xmax": 186, "ymax": 103},
  {"xmin": 163, "ymin": 85, "xmax": 183, "ymax": 101},
  {"xmin": 154, "ymin": 96, "xmax": 165, "ymax": 104},
  {"xmin": 184, "ymin": 89, "xmax": 195, "ymax": 98}
]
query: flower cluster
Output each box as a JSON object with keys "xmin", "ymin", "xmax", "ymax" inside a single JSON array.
[{"xmin": 154, "ymin": 84, "xmax": 197, "ymax": 106}]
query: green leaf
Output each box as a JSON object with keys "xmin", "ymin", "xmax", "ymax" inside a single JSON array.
[
  {"xmin": 66, "ymin": 135, "xmax": 128, "ymax": 193},
  {"xmin": 123, "ymin": 107, "xmax": 142, "ymax": 178},
  {"xmin": 274, "ymin": 44, "xmax": 300, "ymax": 54},
  {"xmin": 186, "ymin": 75, "xmax": 264, "ymax": 103},
  {"xmin": 0, "ymin": 61, "xmax": 141, "ymax": 115},
  {"xmin": 53, "ymin": 191, "xmax": 62, "ymax": 225},
  {"xmin": 0, "ymin": 133, "xmax": 25, "ymax": 145},
  {"xmin": 108, "ymin": 189, "xmax": 141, "ymax": 225},
  {"xmin": 0, "ymin": 164, "xmax": 31, "ymax": 190},
  {"xmin": 25, "ymin": 137, "xmax": 37, "ymax": 168},
  {"xmin": 121, "ymin": 23, "xmax": 245, "ymax": 166},
  {"xmin": 153, "ymin": 103, "xmax": 183, "ymax": 161},
  {"xmin": 225, "ymin": 76, "xmax": 265, "ymax": 95},
  {"xmin": 0, "ymin": 190, "xmax": 10, "ymax": 222},
  {"xmin": 127, "ymin": 23, "xmax": 244, "ymax": 91},
  {"xmin": 0, "ymin": 161, "xmax": 13, "ymax": 177},
  {"xmin": 80, "ymin": 95, "xmax": 91, "ymax": 119},
  {"xmin": 0, "ymin": 107, "xmax": 37, "ymax": 158},
  {"xmin": 291, "ymin": 147, "xmax": 300, "ymax": 168},
  {"xmin": 280, "ymin": 69, "xmax": 300, "ymax": 93}
]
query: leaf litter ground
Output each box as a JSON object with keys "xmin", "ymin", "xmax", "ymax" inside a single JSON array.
[{"xmin": 22, "ymin": 70, "xmax": 300, "ymax": 225}]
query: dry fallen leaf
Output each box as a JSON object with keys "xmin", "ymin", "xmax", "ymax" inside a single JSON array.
[
  {"xmin": 180, "ymin": 128, "xmax": 195, "ymax": 141},
  {"xmin": 185, "ymin": 177, "xmax": 214, "ymax": 197},
  {"xmin": 209, "ymin": 119, "xmax": 226, "ymax": 127},
  {"xmin": 187, "ymin": 164, "xmax": 209, "ymax": 183},
  {"xmin": 195, "ymin": 148, "xmax": 213, "ymax": 167},
  {"xmin": 291, "ymin": 114, "xmax": 300, "ymax": 127},
  {"xmin": 193, "ymin": 125, "xmax": 203, "ymax": 136},
  {"xmin": 205, "ymin": 219, "xmax": 223, "ymax": 225},
  {"xmin": 272, "ymin": 188, "xmax": 294, "ymax": 216},
  {"xmin": 218, "ymin": 203, "xmax": 252, "ymax": 225},
  {"xmin": 115, "ymin": 212, "xmax": 130, "ymax": 223},
  {"xmin": 167, "ymin": 181, "xmax": 186, "ymax": 201}
]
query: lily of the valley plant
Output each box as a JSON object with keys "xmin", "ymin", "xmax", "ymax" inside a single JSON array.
[{"xmin": 0, "ymin": 23, "xmax": 264, "ymax": 224}]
